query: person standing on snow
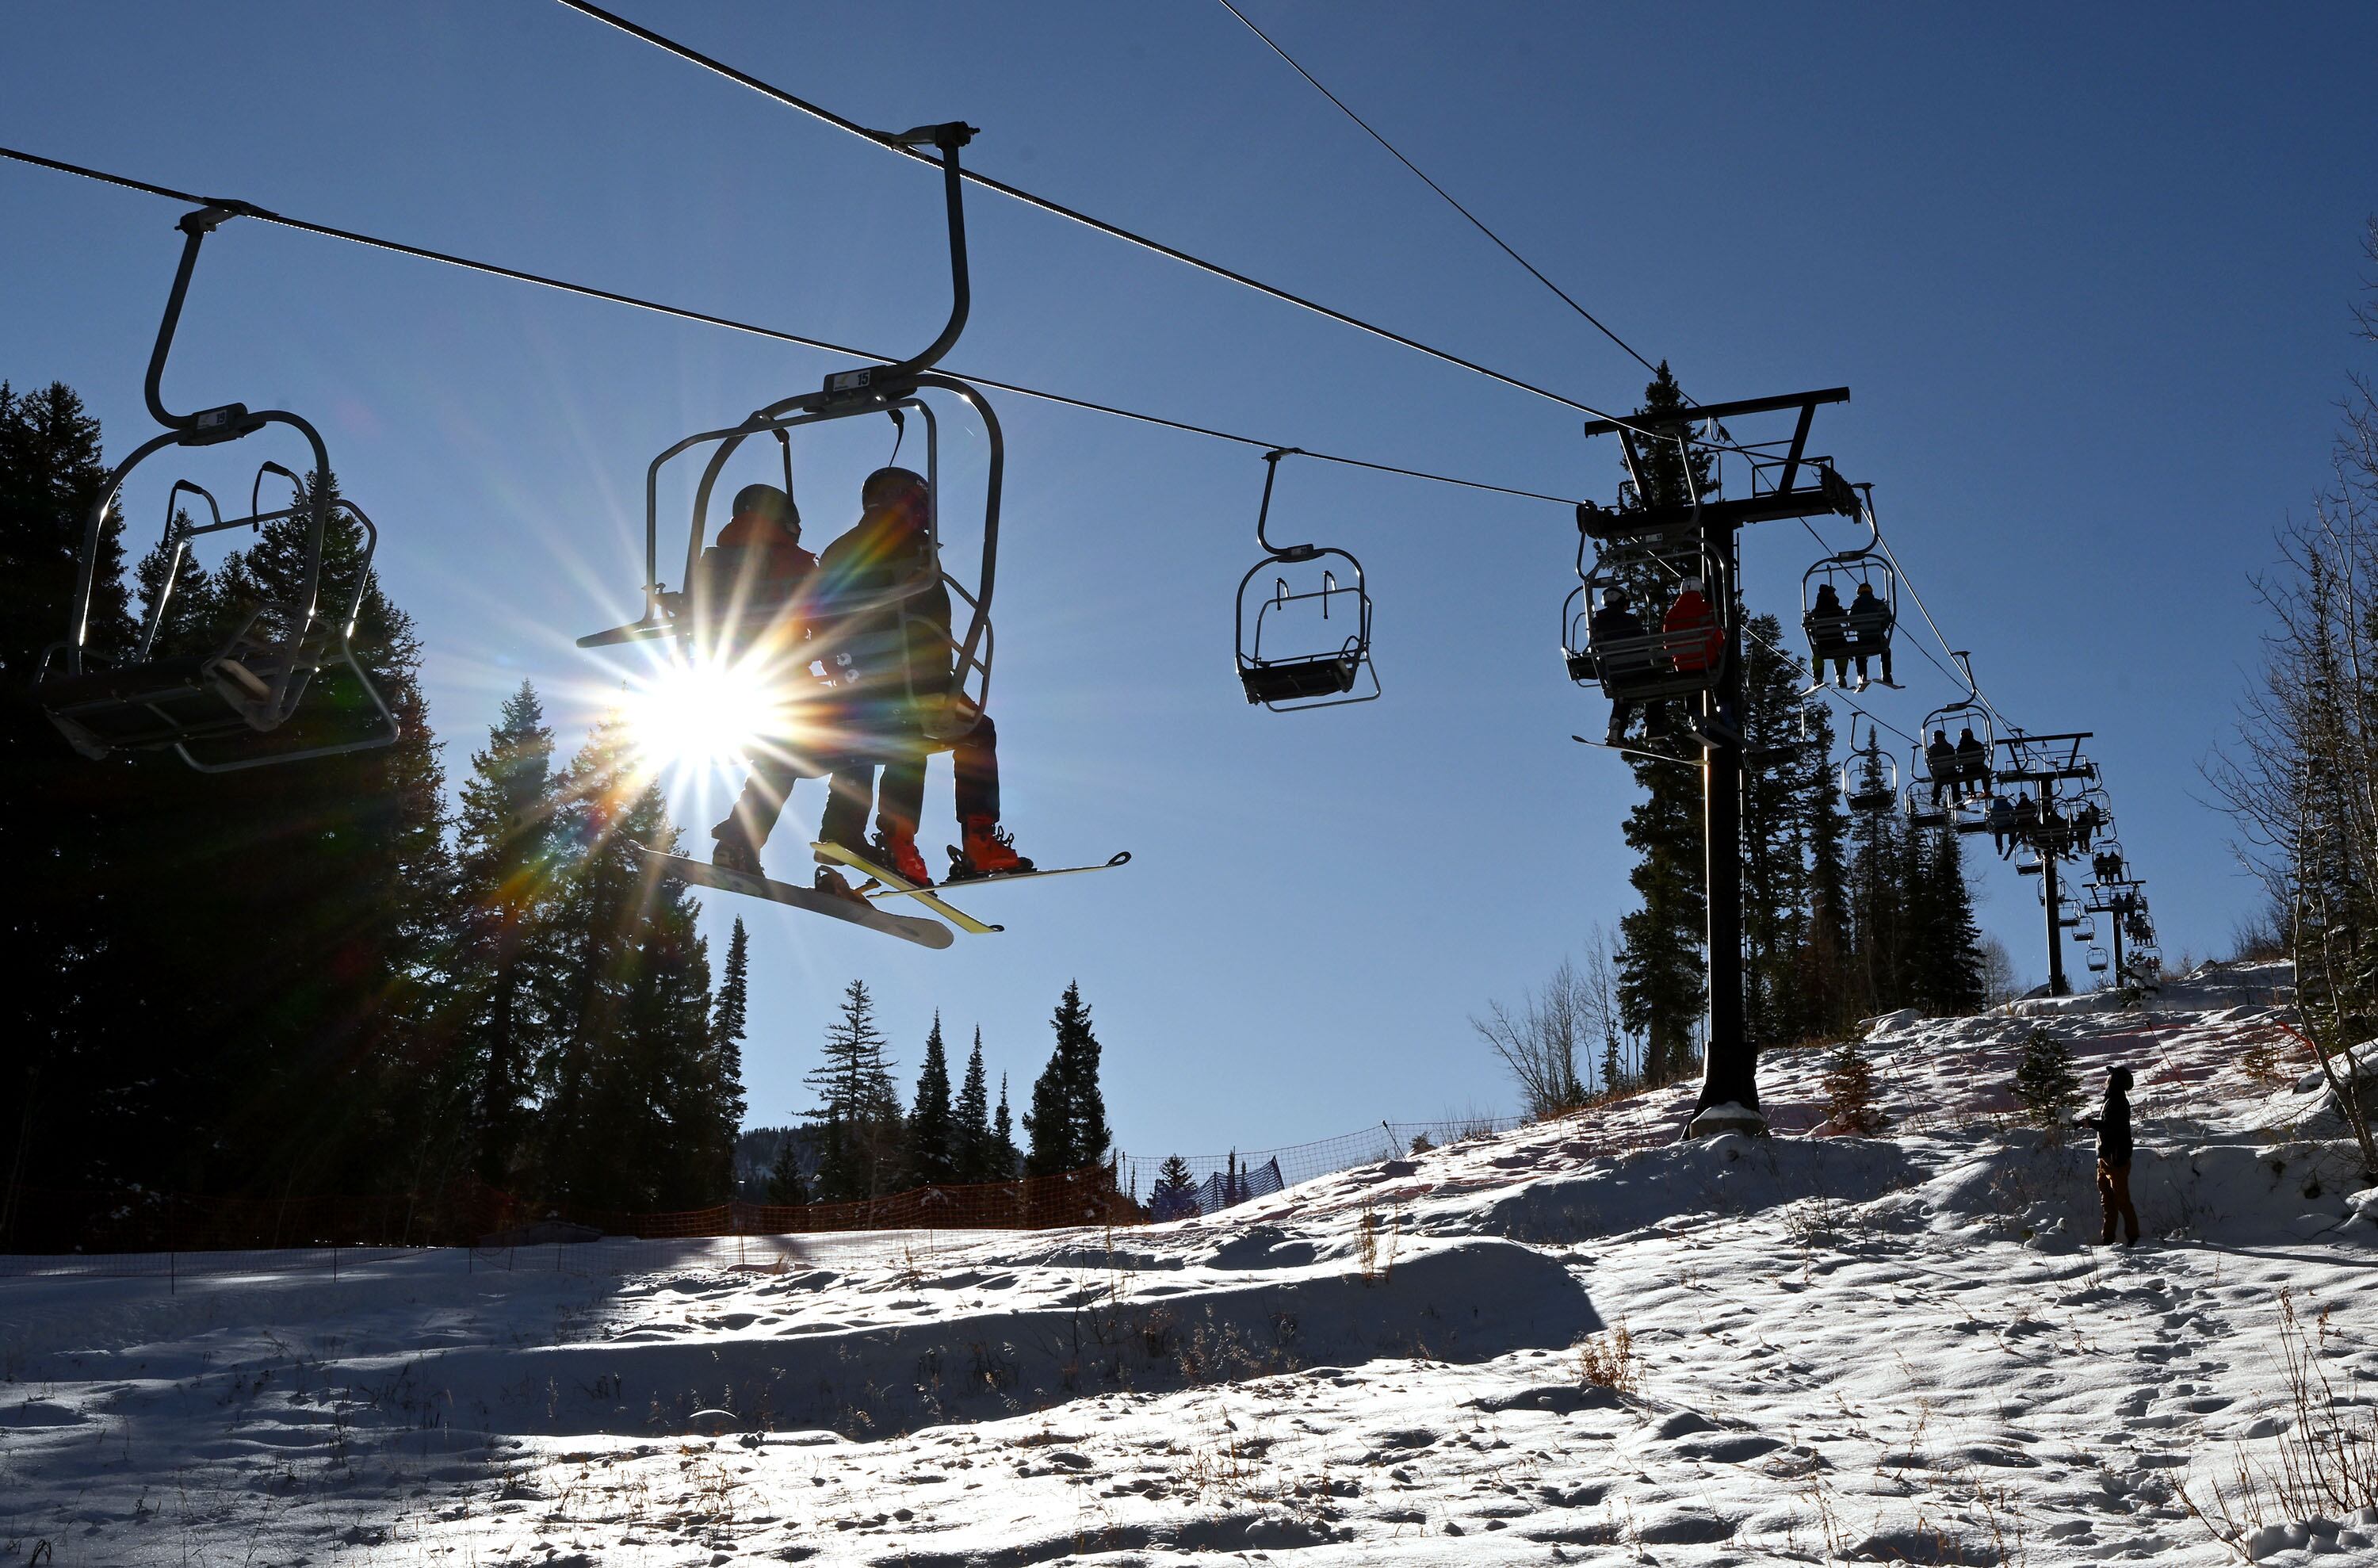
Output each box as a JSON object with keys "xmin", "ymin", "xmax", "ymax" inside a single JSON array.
[{"xmin": 2078, "ymin": 1065, "xmax": 2142, "ymax": 1246}]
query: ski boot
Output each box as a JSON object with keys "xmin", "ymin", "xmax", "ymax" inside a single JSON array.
[
  {"xmin": 710, "ymin": 820, "xmax": 764, "ymax": 878},
  {"xmin": 813, "ymin": 866, "xmax": 870, "ymax": 907},
  {"xmin": 871, "ymin": 828, "xmax": 934, "ymax": 887},
  {"xmin": 946, "ymin": 816, "xmax": 1035, "ymax": 881}
]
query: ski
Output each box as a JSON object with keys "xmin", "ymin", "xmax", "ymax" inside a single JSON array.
[
  {"xmin": 939, "ymin": 850, "xmax": 1134, "ymax": 889},
  {"xmin": 632, "ymin": 844, "xmax": 954, "ymax": 950},
  {"xmin": 809, "ymin": 840, "xmax": 1006, "ymax": 935}
]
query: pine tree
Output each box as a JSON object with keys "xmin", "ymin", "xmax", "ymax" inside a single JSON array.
[
  {"xmin": 450, "ymin": 681, "xmax": 561, "ymax": 1185},
  {"xmin": 805, "ymin": 978, "xmax": 902, "ymax": 1201},
  {"xmin": 954, "ymin": 1027, "xmax": 992, "ymax": 1182},
  {"xmin": 2013, "ymin": 1026, "xmax": 2082, "ymax": 1127},
  {"xmin": 1821, "ymin": 1041, "xmax": 1887, "ymax": 1134},
  {"xmin": 990, "ymin": 1074, "xmax": 1020, "ymax": 1180},
  {"xmin": 1908, "ymin": 830, "xmax": 1987, "ymax": 1015},
  {"xmin": 1845, "ymin": 740, "xmax": 1906, "ymax": 1016},
  {"xmin": 534, "ymin": 714, "xmax": 721, "ymax": 1210},
  {"xmin": 1024, "ymin": 981, "xmax": 1110, "ymax": 1175},
  {"xmin": 766, "ymin": 1136, "xmax": 809, "ymax": 1206},
  {"xmin": 1149, "ymin": 1153, "xmax": 1198, "ymax": 1221},
  {"xmin": 1799, "ymin": 704, "xmax": 1854, "ymax": 1035},
  {"xmin": 907, "ymin": 1013, "xmax": 958, "ymax": 1186},
  {"xmin": 711, "ymin": 918, "xmax": 751, "ymax": 1136},
  {"xmin": 1739, "ymin": 616, "xmax": 1817, "ymax": 1048},
  {"xmin": 0, "ymin": 381, "xmax": 143, "ymax": 1197},
  {"xmin": 130, "ymin": 466, "xmax": 453, "ymax": 1197},
  {"xmin": 1024, "ymin": 1042, "xmax": 1072, "ymax": 1177}
]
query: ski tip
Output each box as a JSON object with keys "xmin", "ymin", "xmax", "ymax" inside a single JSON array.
[{"xmin": 1106, "ymin": 851, "xmax": 1132, "ymax": 867}]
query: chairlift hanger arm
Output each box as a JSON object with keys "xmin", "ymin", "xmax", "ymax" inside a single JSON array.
[
  {"xmin": 1253, "ymin": 447, "xmax": 1316, "ymax": 560},
  {"xmin": 146, "ymin": 205, "xmax": 269, "ymax": 442}
]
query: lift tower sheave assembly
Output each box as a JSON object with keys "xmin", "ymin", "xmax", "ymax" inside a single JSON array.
[{"xmin": 1580, "ymin": 387, "xmax": 1857, "ymax": 1140}]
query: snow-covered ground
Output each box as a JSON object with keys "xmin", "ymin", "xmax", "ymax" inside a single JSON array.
[{"xmin": 6, "ymin": 962, "xmax": 2376, "ymax": 1566}]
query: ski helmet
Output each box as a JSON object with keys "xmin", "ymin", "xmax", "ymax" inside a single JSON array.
[{"xmin": 862, "ymin": 466, "xmax": 929, "ymax": 507}]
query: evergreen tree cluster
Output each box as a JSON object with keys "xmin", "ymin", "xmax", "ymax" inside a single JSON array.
[
  {"xmin": 0, "ymin": 379, "xmax": 1130, "ymax": 1228},
  {"xmin": 1598, "ymin": 365, "xmax": 1990, "ymax": 1090},
  {"xmin": 0, "ymin": 381, "xmax": 733, "ymax": 1215}
]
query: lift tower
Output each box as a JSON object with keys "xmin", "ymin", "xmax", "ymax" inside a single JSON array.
[
  {"xmin": 1581, "ymin": 388, "xmax": 1858, "ymax": 1138},
  {"xmin": 1998, "ymin": 732, "xmax": 2096, "ymax": 997},
  {"xmin": 2086, "ymin": 878, "xmax": 2147, "ymax": 991}
]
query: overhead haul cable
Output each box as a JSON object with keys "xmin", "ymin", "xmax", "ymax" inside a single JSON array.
[
  {"xmin": 551, "ymin": 0, "xmax": 1776, "ymax": 461},
  {"xmin": 0, "ymin": 143, "xmax": 1576, "ymax": 508},
  {"xmin": 1212, "ymin": 0, "xmax": 1663, "ymax": 382}
]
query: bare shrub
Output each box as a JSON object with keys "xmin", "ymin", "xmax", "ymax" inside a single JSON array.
[
  {"xmin": 2178, "ymin": 1288, "xmax": 2378, "ymax": 1555},
  {"xmin": 1573, "ymin": 1322, "xmax": 1640, "ymax": 1395}
]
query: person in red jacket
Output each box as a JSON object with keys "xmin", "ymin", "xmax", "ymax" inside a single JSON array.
[{"xmin": 1665, "ymin": 577, "xmax": 1722, "ymax": 673}]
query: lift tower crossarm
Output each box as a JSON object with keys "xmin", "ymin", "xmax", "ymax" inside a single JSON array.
[{"xmin": 1581, "ymin": 388, "xmax": 1858, "ymax": 541}]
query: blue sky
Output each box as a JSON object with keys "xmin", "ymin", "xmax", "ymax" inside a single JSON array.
[{"xmin": 6, "ymin": 3, "xmax": 2374, "ymax": 1160}]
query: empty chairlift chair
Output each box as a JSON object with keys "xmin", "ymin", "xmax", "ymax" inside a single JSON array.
[
  {"xmin": 33, "ymin": 205, "xmax": 398, "ymax": 771},
  {"xmin": 1234, "ymin": 449, "xmax": 1378, "ymax": 711},
  {"xmin": 1839, "ymin": 727, "xmax": 1898, "ymax": 813}
]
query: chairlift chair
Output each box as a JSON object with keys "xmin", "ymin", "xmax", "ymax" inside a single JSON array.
[
  {"xmin": 1798, "ymin": 493, "xmax": 1899, "ymax": 690},
  {"xmin": 1561, "ymin": 526, "xmax": 1722, "ymax": 704},
  {"xmin": 1903, "ymin": 773, "xmax": 1951, "ymax": 830},
  {"xmin": 1917, "ymin": 697, "xmax": 1997, "ymax": 800},
  {"xmin": 579, "ymin": 124, "xmax": 1000, "ymax": 763},
  {"xmin": 1234, "ymin": 448, "xmax": 1378, "ymax": 710},
  {"xmin": 2087, "ymin": 946, "xmax": 2111, "ymax": 976},
  {"xmin": 32, "ymin": 206, "xmax": 400, "ymax": 771},
  {"xmin": 2073, "ymin": 915, "xmax": 2097, "ymax": 942},
  {"xmin": 1838, "ymin": 726, "xmax": 1898, "ymax": 813}
]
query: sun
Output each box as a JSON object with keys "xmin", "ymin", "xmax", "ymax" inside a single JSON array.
[{"xmin": 622, "ymin": 652, "xmax": 778, "ymax": 773}]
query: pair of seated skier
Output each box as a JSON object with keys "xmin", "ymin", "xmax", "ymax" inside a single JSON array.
[{"xmin": 699, "ymin": 468, "xmax": 1031, "ymax": 901}]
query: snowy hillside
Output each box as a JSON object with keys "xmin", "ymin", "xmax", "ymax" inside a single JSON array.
[{"xmin": 6, "ymin": 962, "xmax": 2376, "ymax": 1566}]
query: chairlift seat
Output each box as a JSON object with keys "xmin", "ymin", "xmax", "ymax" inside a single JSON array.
[
  {"xmin": 1590, "ymin": 626, "xmax": 1722, "ymax": 701},
  {"xmin": 1240, "ymin": 652, "xmax": 1360, "ymax": 706},
  {"xmin": 37, "ymin": 608, "xmax": 333, "ymax": 759}
]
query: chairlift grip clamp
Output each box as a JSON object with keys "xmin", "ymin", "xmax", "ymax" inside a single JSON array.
[
  {"xmin": 885, "ymin": 121, "xmax": 978, "ymax": 151},
  {"xmin": 177, "ymin": 201, "xmax": 262, "ymax": 236}
]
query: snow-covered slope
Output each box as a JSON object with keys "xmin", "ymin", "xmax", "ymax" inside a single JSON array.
[{"xmin": 6, "ymin": 962, "xmax": 2376, "ymax": 1566}]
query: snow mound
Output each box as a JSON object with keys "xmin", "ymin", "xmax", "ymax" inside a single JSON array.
[{"xmin": 6, "ymin": 962, "xmax": 2376, "ymax": 1567}]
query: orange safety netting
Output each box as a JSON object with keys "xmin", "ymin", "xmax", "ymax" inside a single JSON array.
[{"xmin": 0, "ymin": 1165, "xmax": 1136, "ymax": 1257}]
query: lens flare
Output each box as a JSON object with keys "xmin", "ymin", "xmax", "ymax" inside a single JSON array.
[{"xmin": 623, "ymin": 654, "xmax": 776, "ymax": 773}]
